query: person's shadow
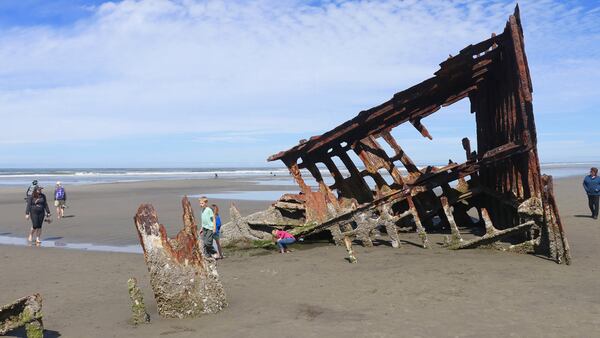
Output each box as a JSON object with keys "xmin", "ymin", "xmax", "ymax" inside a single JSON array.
[
  {"xmin": 574, "ymin": 214, "xmax": 593, "ymax": 218},
  {"xmin": 7, "ymin": 327, "xmax": 61, "ymax": 337}
]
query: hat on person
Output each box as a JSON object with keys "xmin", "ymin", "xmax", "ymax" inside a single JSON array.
[
  {"xmin": 56, "ymin": 181, "xmax": 61, "ymax": 186},
  {"xmin": 32, "ymin": 180, "xmax": 38, "ymax": 185}
]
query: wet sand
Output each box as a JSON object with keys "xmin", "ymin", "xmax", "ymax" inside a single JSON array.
[
  {"xmin": 0, "ymin": 178, "xmax": 290, "ymax": 246},
  {"xmin": 1, "ymin": 176, "xmax": 599, "ymax": 337}
]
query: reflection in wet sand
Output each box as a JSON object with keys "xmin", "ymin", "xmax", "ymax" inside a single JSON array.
[{"xmin": 0, "ymin": 235, "xmax": 142, "ymax": 254}]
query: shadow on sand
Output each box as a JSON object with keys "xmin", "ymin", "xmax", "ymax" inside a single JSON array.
[{"xmin": 7, "ymin": 327, "xmax": 61, "ymax": 337}]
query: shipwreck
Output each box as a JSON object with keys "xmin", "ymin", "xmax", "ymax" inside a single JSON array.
[{"xmin": 221, "ymin": 6, "xmax": 570, "ymax": 264}]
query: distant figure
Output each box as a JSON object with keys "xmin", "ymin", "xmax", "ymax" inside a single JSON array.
[
  {"xmin": 25, "ymin": 186, "xmax": 50, "ymax": 244},
  {"xmin": 54, "ymin": 181, "xmax": 67, "ymax": 219},
  {"xmin": 25, "ymin": 180, "xmax": 38, "ymax": 200},
  {"xmin": 272, "ymin": 229, "xmax": 295, "ymax": 254},
  {"xmin": 583, "ymin": 167, "xmax": 600, "ymax": 219},
  {"xmin": 211, "ymin": 204, "xmax": 223, "ymax": 259},
  {"xmin": 199, "ymin": 196, "xmax": 218, "ymax": 258},
  {"xmin": 214, "ymin": 173, "xmax": 218, "ymax": 179}
]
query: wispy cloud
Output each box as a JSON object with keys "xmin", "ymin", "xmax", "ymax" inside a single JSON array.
[{"xmin": 0, "ymin": 0, "xmax": 598, "ymax": 165}]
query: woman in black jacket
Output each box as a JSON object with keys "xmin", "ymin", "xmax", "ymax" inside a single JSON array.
[{"xmin": 25, "ymin": 186, "xmax": 51, "ymax": 244}]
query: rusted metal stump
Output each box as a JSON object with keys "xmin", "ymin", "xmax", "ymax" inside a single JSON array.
[
  {"xmin": 134, "ymin": 197, "xmax": 227, "ymax": 318},
  {"xmin": 0, "ymin": 293, "xmax": 43, "ymax": 338}
]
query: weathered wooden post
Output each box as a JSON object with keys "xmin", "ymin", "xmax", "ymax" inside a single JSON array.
[{"xmin": 133, "ymin": 197, "xmax": 227, "ymax": 318}]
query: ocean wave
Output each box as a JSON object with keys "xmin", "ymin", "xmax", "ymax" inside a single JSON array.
[
  {"xmin": 0, "ymin": 163, "xmax": 590, "ymax": 186},
  {"xmin": 0, "ymin": 168, "xmax": 291, "ymax": 177},
  {"xmin": 540, "ymin": 162, "xmax": 599, "ymax": 168}
]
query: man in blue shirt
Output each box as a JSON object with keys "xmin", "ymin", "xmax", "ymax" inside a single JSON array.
[{"xmin": 583, "ymin": 167, "xmax": 600, "ymax": 219}]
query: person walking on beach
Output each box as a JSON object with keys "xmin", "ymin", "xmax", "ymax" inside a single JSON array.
[
  {"xmin": 25, "ymin": 180, "xmax": 38, "ymax": 200},
  {"xmin": 272, "ymin": 229, "xmax": 295, "ymax": 254},
  {"xmin": 211, "ymin": 204, "xmax": 224, "ymax": 259},
  {"xmin": 54, "ymin": 181, "xmax": 67, "ymax": 219},
  {"xmin": 25, "ymin": 186, "xmax": 51, "ymax": 244},
  {"xmin": 583, "ymin": 167, "xmax": 600, "ymax": 219},
  {"xmin": 199, "ymin": 197, "xmax": 218, "ymax": 258}
]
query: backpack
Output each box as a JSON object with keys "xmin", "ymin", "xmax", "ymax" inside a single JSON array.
[
  {"xmin": 55, "ymin": 187, "xmax": 65, "ymax": 200},
  {"xmin": 26, "ymin": 185, "xmax": 36, "ymax": 197}
]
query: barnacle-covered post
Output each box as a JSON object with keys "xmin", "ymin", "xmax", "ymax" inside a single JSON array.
[
  {"xmin": 133, "ymin": 197, "xmax": 227, "ymax": 318},
  {"xmin": 0, "ymin": 293, "xmax": 43, "ymax": 337},
  {"xmin": 127, "ymin": 277, "xmax": 150, "ymax": 325}
]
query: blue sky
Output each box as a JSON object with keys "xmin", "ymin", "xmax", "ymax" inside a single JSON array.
[{"xmin": 0, "ymin": 0, "xmax": 598, "ymax": 168}]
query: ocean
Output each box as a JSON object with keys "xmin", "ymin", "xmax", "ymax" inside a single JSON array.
[{"xmin": 0, "ymin": 163, "xmax": 595, "ymax": 187}]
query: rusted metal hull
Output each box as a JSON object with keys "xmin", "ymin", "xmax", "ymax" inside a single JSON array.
[{"xmin": 230, "ymin": 6, "xmax": 570, "ymax": 264}]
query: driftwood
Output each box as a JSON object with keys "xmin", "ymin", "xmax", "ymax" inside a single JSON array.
[
  {"xmin": 0, "ymin": 293, "xmax": 43, "ymax": 337},
  {"xmin": 133, "ymin": 197, "xmax": 227, "ymax": 319},
  {"xmin": 220, "ymin": 205, "xmax": 274, "ymax": 246}
]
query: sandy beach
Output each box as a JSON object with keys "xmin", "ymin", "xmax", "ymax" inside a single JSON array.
[
  {"xmin": 1, "ymin": 176, "xmax": 599, "ymax": 337},
  {"xmin": 2, "ymin": 1, "xmax": 598, "ymax": 337}
]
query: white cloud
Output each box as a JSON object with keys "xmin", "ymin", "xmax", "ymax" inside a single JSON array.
[{"xmin": 0, "ymin": 0, "xmax": 598, "ymax": 163}]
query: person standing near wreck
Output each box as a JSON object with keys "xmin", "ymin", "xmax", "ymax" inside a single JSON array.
[
  {"xmin": 199, "ymin": 197, "xmax": 218, "ymax": 258},
  {"xmin": 25, "ymin": 186, "xmax": 51, "ymax": 244},
  {"xmin": 583, "ymin": 167, "xmax": 600, "ymax": 219},
  {"xmin": 211, "ymin": 204, "xmax": 224, "ymax": 259}
]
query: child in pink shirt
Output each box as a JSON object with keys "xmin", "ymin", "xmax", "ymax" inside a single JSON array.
[{"xmin": 272, "ymin": 229, "xmax": 295, "ymax": 253}]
